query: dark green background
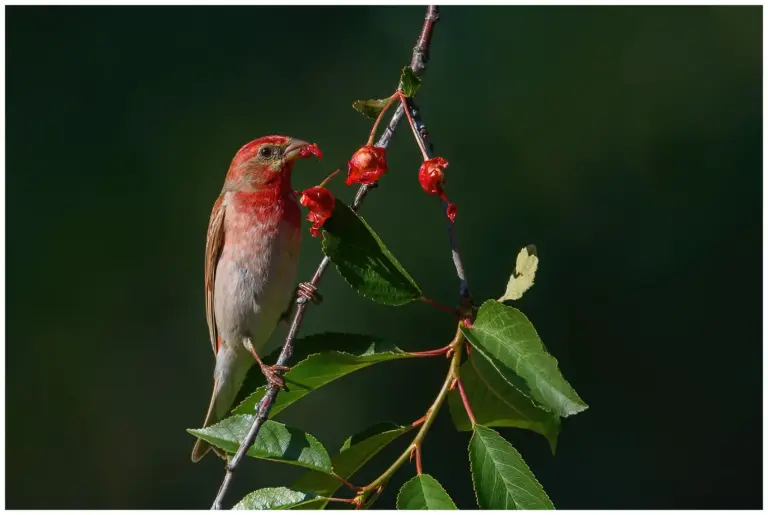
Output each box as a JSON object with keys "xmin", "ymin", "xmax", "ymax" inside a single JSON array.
[{"xmin": 6, "ymin": 5, "xmax": 761, "ymax": 509}]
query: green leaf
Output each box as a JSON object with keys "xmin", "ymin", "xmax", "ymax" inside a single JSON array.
[
  {"xmin": 292, "ymin": 422, "xmax": 412, "ymax": 509},
  {"xmin": 462, "ymin": 300, "xmax": 588, "ymax": 417},
  {"xmin": 396, "ymin": 474, "xmax": 458, "ymax": 510},
  {"xmin": 499, "ymin": 245, "xmax": 539, "ymax": 302},
  {"xmin": 337, "ymin": 421, "xmax": 409, "ymax": 454},
  {"xmin": 322, "ymin": 200, "xmax": 422, "ymax": 306},
  {"xmin": 352, "ymin": 98, "xmax": 392, "ymax": 119},
  {"xmin": 398, "ymin": 66, "xmax": 421, "ymax": 97},
  {"xmin": 469, "ymin": 425, "xmax": 554, "ymax": 510},
  {"xmin": 447, "ymin": 353, "xmax": 561, "ymax": 454},
  {"xmin": 234, "ymin": 334, "xmax": 409, "ymax": 417},
  {"xmin": 233, "ymin": 487, "xmax": 325, "ymax": 510},
  {"xmin": 187, "ymin": 416, "xmax": 332, "ymax": 473}
]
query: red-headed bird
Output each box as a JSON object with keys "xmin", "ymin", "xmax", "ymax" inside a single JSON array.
[{"xmin": 191, "ymin": 135, "xmax": 320, "ymax": 462}]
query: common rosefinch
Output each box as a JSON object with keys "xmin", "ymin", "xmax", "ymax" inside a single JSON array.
[{"xmin": 191, "ymin": 135, "xmax": 320, "ymax": 462}]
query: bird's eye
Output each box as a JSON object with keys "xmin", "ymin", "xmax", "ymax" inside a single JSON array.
[{"xmin": 259, "ymin": 146, "xmax": 274, "ymax": 158}]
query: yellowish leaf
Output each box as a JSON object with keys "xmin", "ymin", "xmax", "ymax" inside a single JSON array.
[{"xmin": 499, "ymin": 245, "xmax": 538, "ymax": 302}]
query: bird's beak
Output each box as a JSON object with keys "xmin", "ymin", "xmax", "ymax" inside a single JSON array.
[
  {"xmin": 285, "ymin": 139, "xmax": 322, "ymax": 162},
  {"xmin": 285, "ymin": 139, "xmax": 311, "ymax": 162}
]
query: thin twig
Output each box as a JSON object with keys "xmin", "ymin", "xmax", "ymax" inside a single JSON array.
[
  {"xmin": 209, "ymin": 6, "xmax": 441, "ymax": 510},
  {"xmin": 400, "ymin": 95, "xmax": 472, "ymax": 306}
]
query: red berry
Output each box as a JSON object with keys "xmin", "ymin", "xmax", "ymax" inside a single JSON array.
[
  {"xmin": 346, "ymin": 145, "xmax": 388, "ymax": 185},
  {"xmin": 299, "ymin": 143, "xmax": 323, "ymax": 160},
  {"xmin": 418, "ymin": 157, "xmax": 458, "ymax": 223},
  {"xmin": 418, "ymin": 157, "xmax": 448, "ymax": 195},
  {"xmin": 299, "ymin": 187, "xmax": 335, "ymax": 237}
]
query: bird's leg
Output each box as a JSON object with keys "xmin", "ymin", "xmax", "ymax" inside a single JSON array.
[{"xmin": 243, "ymin": 337, "xmax": 289, "ymax": 391}]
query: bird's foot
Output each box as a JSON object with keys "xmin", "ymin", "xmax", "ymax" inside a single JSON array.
[
  {"xmin": 245, "ymin": 336, "xmax": 291, "ymax": 391},
  {"xmin": 297, "ymin": 282, "xmax": 322, "ymax": 305},
  {"xmin": 260, "ymin": 362, "xmax": 290, "ymax": 392}
]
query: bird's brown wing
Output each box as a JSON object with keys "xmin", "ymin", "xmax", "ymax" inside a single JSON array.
[{"xmin": 205, "ymin": 194, "xmax": 227, "ymax": 356}]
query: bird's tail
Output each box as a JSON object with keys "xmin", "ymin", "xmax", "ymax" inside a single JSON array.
[
  {"xmin": 191, "ymin": 377, "xmax": 221, "ymax": 462},
  {"xmin": 191, "ymin": 349, "xmax": 252, "ymax": 462}
]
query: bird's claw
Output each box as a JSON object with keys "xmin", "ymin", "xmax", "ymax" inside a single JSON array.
[
  {"xmin": 261, "ymin": 363, "xmax": 290, "ymax": 392},
  {"xmin": 297, "ymin": 282, "xmax": 322, "ymax": 305}
]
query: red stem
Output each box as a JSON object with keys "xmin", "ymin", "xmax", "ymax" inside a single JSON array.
[
  {"xmin": 397, "ymin": 92, "xmax": 430, "ymax": 160},
  {"xmin": 456, "ymin": 378, "xmax": 476, "ymax": 425},
  {"xmin": 420, "ymin": 296, "xmax": 455, "ymax": 314},
  {"xmin": 333, "ymin": 472, "xmax": 360, "ymax": 492},
  {"xmin": 415, "ymin": 445, "xmax": 423, "ymax": 475},
  {"xmin": 326, "ymin": 497, "xmax": 356, "ymax": 505},
  {"xmin": 318, "ymin": 169, "xmax": 340, "ymax": 188},
  {"xmin": 366, "ymin": 94, "xmax": 398, "ymax": 146},
  {"xmin": 407, "ymin": 344, "xmax": 452, "ymax": 358}
]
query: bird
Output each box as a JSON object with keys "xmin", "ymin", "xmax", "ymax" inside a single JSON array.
[{"xmin": 191, "ymin": 135, "xmax": 320, "ymax": 462}]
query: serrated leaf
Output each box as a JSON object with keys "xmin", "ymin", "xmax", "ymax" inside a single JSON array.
[
  {"xmin": 447, "ymin": 353, "xmax": 560, "ymax": 454},
  {"xmin": 292, "ymin": 423, "xmax": 412, "ymax": 509},
  {"xmin": 396, "ymin": 474, "xmax": 457, "ymax": 510},
  {"xmin": 233, "ymin": 333, "xmax": 409, "ymax": 417},
  {"xmin": 233, "ymin": 487, "xmax": 325, "ymax": 510},
  {"xmin": 500, "ymin": 245, "xmax": 539, "ymax": 302},
  {"xmin": 187, "ymin": 416, "xmax": 332, "ymax": 473},
  {"xmin": 352, "ymin": 98, "xmax": 392, "ymax": 119},
  {"xmin": 322, "ymin": 200, "xmax": 421, "ymax": 306},
  {"xmin": 462, "ymin": 300, "xmax": 588, "ymax": 417},
  {"xmin": 398, "ymin": 66, "xmax": 421, "ymax": 97},
  {"xmin": 469, "ymin": 425, "xmax": 554, "ymax": 510}
]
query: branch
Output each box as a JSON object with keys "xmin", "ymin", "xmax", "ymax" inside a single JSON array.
[
  {"xmin": 400, "ymin": 94, "xmax": 473, "ymax": 308},
  {"xmin": 209, "ymin": 6, "xmax": 441, "ymax": 510}
]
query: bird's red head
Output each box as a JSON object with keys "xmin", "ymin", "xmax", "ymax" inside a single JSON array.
[{"xmin": 225, "ymin": 135, "xmax": 321, "ymax": 191}]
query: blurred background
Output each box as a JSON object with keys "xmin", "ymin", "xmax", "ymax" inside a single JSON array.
[{"xmin": 6, "ymin": 5, "xmax": 762, "ymax": 509}]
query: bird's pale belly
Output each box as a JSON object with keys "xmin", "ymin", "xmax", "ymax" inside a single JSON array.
[{"xmin": 214, "ymin": 219, "xmax": 301, "ymax": 359}]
